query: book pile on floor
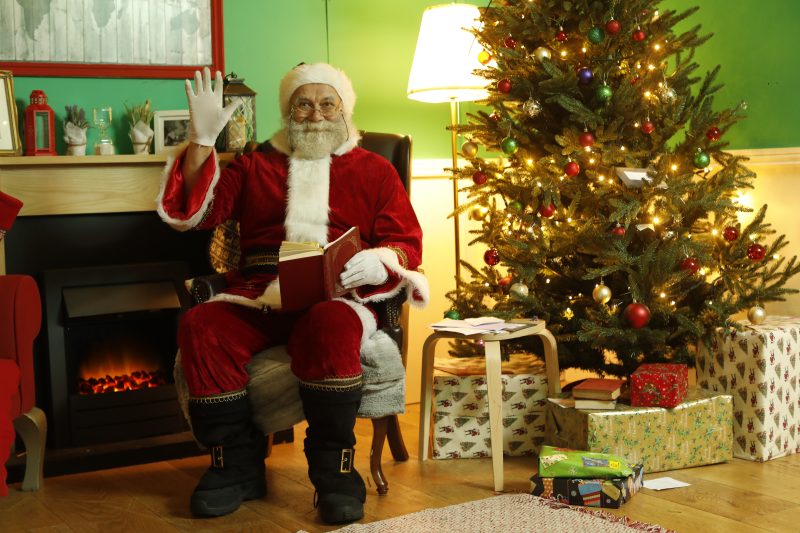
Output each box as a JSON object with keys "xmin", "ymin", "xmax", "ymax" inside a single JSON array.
[
  {"xmin": 571, "ymin": 378, "xmax": 624, "ymax": 410},
  {"xmin": 530, "ymin": 445, "xmax": 643, "ymax": 508}
]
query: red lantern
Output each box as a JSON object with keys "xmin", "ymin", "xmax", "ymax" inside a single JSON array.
[{"xmin": 24, "ymin": 90, "xmax": 56, "ymax": 156}]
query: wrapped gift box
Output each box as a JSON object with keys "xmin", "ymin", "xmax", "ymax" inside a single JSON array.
[
  {"xmin": 432, "ymin": 356, "xmax": 549, "ymax": 459},
  {"xmin": 544, "ymin": 388, "xmax": 732, "ymax": 472},
  {"xmin": 630, "ymin": 363, "xmax": 688, "ymax": 408},
  {"xmin": 697, "ymin": 316, "xmax": 800, "ymax": 461},
  {"xmin": 530, "ymin": 463, "xmax": 644, "ymax": 508}
]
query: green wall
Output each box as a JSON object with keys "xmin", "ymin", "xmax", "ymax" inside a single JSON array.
[{"xmin": 10, "ymin": 0, "xmax": 800, "ymax": 157}]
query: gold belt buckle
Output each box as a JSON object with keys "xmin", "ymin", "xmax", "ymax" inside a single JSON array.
[{"xmin": 340, "ymin": 448, "xmax": 354, "ymax": 473}]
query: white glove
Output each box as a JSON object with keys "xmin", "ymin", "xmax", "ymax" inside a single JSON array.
[
  {"xmin": 184, "ymin": 67, "xmax": 241, "ymax": 147},
  {"xmin": 340, "ymin": 250, "xmax": 389, "ymax": 289}
]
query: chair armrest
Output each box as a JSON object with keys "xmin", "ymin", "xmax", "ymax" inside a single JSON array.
[{"xmin": 189, "ymin": 274, "xmax": 229, "ymax": 305}]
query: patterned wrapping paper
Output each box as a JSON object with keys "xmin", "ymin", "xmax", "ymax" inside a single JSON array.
[
  {"xmin": 431, "ymin": 371, "xmax": 550, "ymax": 459},
  {"xmin": 697, "ymin": 316, "xmax": 800, "ymax": 461},
  {"xmin": 530, "ymin": 463, "xmax": 644, "ymax": 509},
  {"xmin": 544, "ymin": 388, "xmax": 732, "ymax": 473},
  {"xmin": 630, "ymin": 363, "xmax": 688, "ymax": 408}
]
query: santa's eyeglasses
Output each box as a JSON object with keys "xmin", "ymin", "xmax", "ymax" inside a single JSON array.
[{"xmin": 291, "ymin": 101, "xmax": 341, "ymax": 119}]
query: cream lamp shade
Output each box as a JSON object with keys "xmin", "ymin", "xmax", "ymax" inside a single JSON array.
[{"xmin": 407, "ymin": 3, "xmax": 489, "ymax": 103}]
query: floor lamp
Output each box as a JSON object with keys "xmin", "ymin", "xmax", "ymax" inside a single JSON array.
[{"xmin": 407, "ymin": 3, "xmax": 488, "ymax": 289}]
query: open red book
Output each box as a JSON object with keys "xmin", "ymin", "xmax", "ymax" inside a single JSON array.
[{"xmin": 278, "ymin": 226, "xmax": 362, "ymax": 312}]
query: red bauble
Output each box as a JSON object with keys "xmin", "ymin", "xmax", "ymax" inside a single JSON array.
[
  {"xmin": 538, "ymin": 203, "xmax": 556, "ymax": 218},
  {"xmin": 747, "ymin": 243, "xmax": 767, "ymax": 262},
  {"xmin": 498, "ymin": 275, "xmax": 513, "ymax": 287},
  {"xmin": 555, "ymin": 30, "xmax": 568, "ymax": 42},
  {"xmin": 484, "ymin": 248, "xmax": 501, "ymax": 266},
  {"xmin": 612, "ymin": 225, "xmax": 626, "ymax": 236},
  {"xmin": 564, "ymin": 161, "xmax": 580, "ymax": 177},
  {"xmin": 579, "ymin": 131, "xmax": 595, "ymax": 147},
  {"xmin": 641, "ymin": 121, "xmax": 655, "ymax": 134},
  {"xmin": 706, "ymin": 126, "xmax": 722, "ymax": 141},
  {"xmin": 497, "ymin": 79, "xmax": 513, "ymax": 93},
  {"xmin": 489, "ymin": 112, "xmax": 501, "ymax": 122},
  {"xmin": 504, "ymin": 36, "xmax": 517, "ymax": 49},
  {"xmin": 632, "ymin": 28, "xmax": 646, "ymax": 42},
  {"xmin": 605, "ymin": 19, "xmax": 621, "ymax": 34},
  {"xmin": 624, "ymin": 303, "xmax": 651, "ymax": 329},
  {"xmin": 723, "ymin": 226, "xmax": 739, "ymax": 242},
  {"xmin": 680, "ymin": 257, "xmax": 700, "ymax": 274},
  {"xmin": 472, "ymin": 170, "xmax": 488, "ymax": 185}
]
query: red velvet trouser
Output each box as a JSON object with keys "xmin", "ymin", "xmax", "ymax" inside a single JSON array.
[{"xmin": 178, "ymin": 300, "xmax": 364, "ymax": 397}]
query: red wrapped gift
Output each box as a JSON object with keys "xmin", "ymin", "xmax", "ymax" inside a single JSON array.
[{"xmin": 630, "ymin": 363, "xmax": 688, "ymax": 408}]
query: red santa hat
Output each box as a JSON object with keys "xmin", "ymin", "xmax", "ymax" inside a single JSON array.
[
  {"xmin": 0, "ymin": 191, "xmax": 23, "ymax": 234},
  {"xmin": 279, "ymin": 62, "xmax": 356, "ymax": 119}
]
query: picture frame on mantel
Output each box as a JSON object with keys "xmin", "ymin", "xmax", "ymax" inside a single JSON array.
[
  {"xmin": 0, "ymin": 0, "xmax": 224, "ymax": 79},
  {"xmin": 154, "ymin": 110, "xmax": 191, "ymax": 154},
  {"xmin": 0, "ymin": 70, "xmax": 22, "ymax": 156}
]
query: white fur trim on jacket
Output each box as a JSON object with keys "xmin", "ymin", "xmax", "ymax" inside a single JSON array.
[
  {"xmin": 285, "ymin": 157, "xmax": 331, "ymax": 244},
  {"xmin": 279, "ymin": 63, "xmax": 357, "ymax": 119},
  {"xmin": 155, "ymin": 142, "xmax": 220, "ymax": 232},
  {"xmin": 334, "ymin": 297, "xmax": 378, "ymax": 346},
  {"xmin": 351, "ymin": 248, "xmax": 430, "ymax": 308}
]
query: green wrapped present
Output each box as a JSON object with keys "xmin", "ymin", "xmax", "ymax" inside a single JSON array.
[
  {"xmin": 537, "ymin": 445, "xmax": 634, "ymax": 478},
  {"xmin": 531, "ymin": 463, "xmax": 644, "ymax": 508},
  {"xmin": 544, "ymin": 387, "xmax": 732, "ymax": 473}
]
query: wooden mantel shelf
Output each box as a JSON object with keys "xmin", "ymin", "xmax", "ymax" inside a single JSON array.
[{"xmin": 0, "ymin": 152, "xmax": 236, "ymax": 217}]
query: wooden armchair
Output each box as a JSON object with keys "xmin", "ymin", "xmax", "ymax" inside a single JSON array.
[{"xmin": 183, "ymin": 132, "xmax": 413, "ymax": 495}]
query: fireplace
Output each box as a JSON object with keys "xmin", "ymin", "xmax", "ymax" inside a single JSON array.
[{"xmin": 42, "ymin": 261, "xmax": 192, "ymax": 448}]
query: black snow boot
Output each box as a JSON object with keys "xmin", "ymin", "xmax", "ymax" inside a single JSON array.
[
  {"xmin": 299, "ymin": 386, "xmax": 366, "ymax": 525},
  {"xmin": 188, "ymin": 392, "xmax": 267, "ymax": 517}
]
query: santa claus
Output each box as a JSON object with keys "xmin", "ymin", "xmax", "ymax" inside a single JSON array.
[{"xmin": 157, "ymin": 64, "xmax": 428, "ymax": 523}]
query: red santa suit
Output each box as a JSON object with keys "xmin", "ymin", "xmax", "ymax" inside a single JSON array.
[{"xmin": 157, "ymin": 130, "xmax": 428, "ymax": 398}]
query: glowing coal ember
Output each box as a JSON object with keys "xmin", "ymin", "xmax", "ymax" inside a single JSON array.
[{"xmin": 77, "ymin": 369, "xmax": 167, "ymax": 395}]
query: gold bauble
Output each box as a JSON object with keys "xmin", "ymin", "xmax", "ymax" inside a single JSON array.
[
  {"xmin": 533, "ymin": 47, "xmax": 552, "ymax": 62},
  {"xmin": 592, "ymin": 284, "xmax": 612, "ymax": 304},
  {"xmin": 461, "ymin": 141, "xmax": 479, "ymax": 158},
  {"xmin": 747, "ymin": 305, "xmax": 766, "ymax": 325},
  {"xmin": 470, "ymin": 205, "xmax": 489, "ymax": 221}
]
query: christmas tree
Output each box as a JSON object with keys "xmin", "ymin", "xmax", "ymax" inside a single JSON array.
[{"xmin": 448, "ymin": 0, "xmax": 800, "ymax": 376}]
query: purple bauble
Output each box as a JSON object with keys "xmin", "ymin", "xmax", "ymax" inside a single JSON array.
[{"xmin": 578, "ymin": 67, "xmax": 593, "ymax": 85}]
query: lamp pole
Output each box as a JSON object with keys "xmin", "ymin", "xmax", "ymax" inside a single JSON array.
[{"xmin": 450, "ymin": 99, "xmax": 462, "ymax": 289}]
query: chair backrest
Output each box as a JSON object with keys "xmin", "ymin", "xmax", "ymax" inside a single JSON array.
[{"xmin": 358, "ymin": 132, "xmax": 412, "ymax": 192}]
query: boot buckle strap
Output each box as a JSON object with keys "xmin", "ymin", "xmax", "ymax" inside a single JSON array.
[
  {"xmin": 340, "ymin": 448, "xmax": 354, "ymax": 473},
  {"xmin": 211, "ymin": 445, "xmax": 224, "ymax": 468}
]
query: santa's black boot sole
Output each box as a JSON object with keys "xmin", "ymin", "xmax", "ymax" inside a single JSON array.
[
  {"xmin": 190, "ymin": 477, "xmax": 267, "ymax": 517},
  {"xmin": 317, "ymin": 492, "xmax": 364, "ymax": 524}
]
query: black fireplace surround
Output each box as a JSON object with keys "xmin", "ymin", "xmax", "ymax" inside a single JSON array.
[{"xmin": 4, "ymin": 211, "xmax": 214, "ymax": 471}]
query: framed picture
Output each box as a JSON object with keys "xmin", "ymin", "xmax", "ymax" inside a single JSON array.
[
  {"xmin": 154, "ymin": 110, "xmax": 191, "ymax": 153},
  {"xmin": 0, "ymin": 70, "xmax": 22, "ymax": 156},
  {"xmin": 0, "ymin": 0, "xmax": 223, "ymax": 79}
]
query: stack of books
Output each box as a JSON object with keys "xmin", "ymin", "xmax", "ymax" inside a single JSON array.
[{"xmin": 572, "ymin": 378, "xmax": 624, "ymax": 410}]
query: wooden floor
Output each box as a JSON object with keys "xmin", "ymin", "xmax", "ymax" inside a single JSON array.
[{"xmin": 2, "ymin": 403, "xmax": 800, "ymax": 532}]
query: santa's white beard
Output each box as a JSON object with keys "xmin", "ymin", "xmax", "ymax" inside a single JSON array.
[{"xmin": 287, "ymin": 116, "xmax": 351, "ymax": 160}]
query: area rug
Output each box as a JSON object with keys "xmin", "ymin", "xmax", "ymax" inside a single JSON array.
[{"xmin": 325, "ymin": 494, "xmax": 673, "ymax": 533}]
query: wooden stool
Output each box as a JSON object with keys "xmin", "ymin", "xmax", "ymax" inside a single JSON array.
[{"xmin": 418, "ymin": 319, "xmax": 560, "ymax": 492}]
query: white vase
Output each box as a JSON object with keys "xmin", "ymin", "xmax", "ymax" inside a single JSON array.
[
  {"xmin": 66, "ymin": 143, "xmax": 87, "ymax": 156},
  {"xmin": 132, "ymin": 141, "xmax": 150, "ymax": 155}
]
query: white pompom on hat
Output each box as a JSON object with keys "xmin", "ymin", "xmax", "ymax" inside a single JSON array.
[{"xmin": 279, "ymin": 62, "xmax": 356, "ymax": 119}]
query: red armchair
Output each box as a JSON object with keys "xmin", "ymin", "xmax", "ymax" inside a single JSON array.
[{"xmin": 0, "ymin": 274, "xmax": 46, "ymax": 494}]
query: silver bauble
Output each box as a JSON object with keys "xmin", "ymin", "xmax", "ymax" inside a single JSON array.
[
  {"xmin": 747, "ymin": 305, "xmax": 766, "ymax": 325},
  {"xmin": 510, "ymin": 282, "xmax": 530, "ymax": 300},
  {"xmin": 592, "ymin": 284, "xmax": 612, "ymax": 304},
  {"xmin": 533, "ymin": 47, "xmax": 551, "ymax": 62},
  {"xmin": 461, "ymin": 141, "xmax": 479, "ymax": 158},
  {"xmin": 522, "ymin": 98, "xmax": 542, "ymax": 118}
]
